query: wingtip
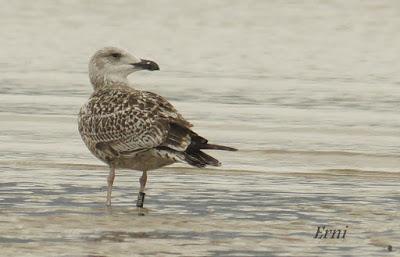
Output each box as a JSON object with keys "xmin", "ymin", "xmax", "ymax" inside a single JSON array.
[{"xmin": 203, "ymin": 144, "xmax": 238, "ymax": 151}]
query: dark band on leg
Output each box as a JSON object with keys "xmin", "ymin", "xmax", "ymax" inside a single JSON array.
[{"xmin": 136, "ymin": 192, "xmax": 146, "ymax": 207}]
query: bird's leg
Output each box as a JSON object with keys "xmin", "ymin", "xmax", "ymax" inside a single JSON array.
[
  {"xmin": 106, "ymin": 164, "xmax": 116, "ymax": 206},
  {"xmin": 136, "ymin": 171, "xmax": 147, "ymax": 208}
]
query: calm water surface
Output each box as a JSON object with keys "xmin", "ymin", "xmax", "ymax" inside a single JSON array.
[{"xmin": 0, "ymin": 1, "xmax": 399, "ymax": 256}]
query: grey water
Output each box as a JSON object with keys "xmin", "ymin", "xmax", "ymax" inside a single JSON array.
[{"xmin": 0, "ymin": 1, "xmax": 399, "ymax": 256}]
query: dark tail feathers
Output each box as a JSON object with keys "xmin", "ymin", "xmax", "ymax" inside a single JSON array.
[
  {"xmin": 184, "ymin": 150, "xmax": 221, "ymax": 168},
  {"xmin": 184, "ymin": 144, "xmax": 237, "ymax": 168}
]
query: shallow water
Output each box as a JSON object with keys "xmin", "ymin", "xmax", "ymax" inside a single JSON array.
[{"xmin": 0, "ymin": 1, "xmax": 399, "ymax": 256}]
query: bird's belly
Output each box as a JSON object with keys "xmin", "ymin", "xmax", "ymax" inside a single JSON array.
[
  {"xmin": 115, "ymin": 150, "xmax": 176, "ymax": 171},
  {"xmin": 79, "ymin": 135, "xmax": 175, "ymax": 171}
]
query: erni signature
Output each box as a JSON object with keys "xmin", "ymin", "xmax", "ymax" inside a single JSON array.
[{"xmin": 314, "ymin": 225, "xmax": 348, "ymax": 239}]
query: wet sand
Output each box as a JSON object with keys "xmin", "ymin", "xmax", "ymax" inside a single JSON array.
[{"xmin": 1, "ymin": 160, "xmax": 399, "ymax": 256}]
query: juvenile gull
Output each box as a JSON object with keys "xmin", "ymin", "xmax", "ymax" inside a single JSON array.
[{"xmin": 78, "ymin": 47, "xmax": 236, "ymax": 208}]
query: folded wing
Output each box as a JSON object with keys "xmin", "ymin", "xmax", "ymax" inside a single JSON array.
[{"xmin": 78, "ymin": 88, "xmax": 236, "ymax": 167}]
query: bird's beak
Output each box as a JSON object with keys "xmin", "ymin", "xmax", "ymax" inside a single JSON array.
[{"xmin": 132, "ymin": 59, "xmax": 160, "ymax": 71}]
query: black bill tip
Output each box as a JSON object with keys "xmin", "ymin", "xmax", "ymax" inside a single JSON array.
[{"xmin": 132, "ymin": 59, "xmax": 160, "ymax": 71}]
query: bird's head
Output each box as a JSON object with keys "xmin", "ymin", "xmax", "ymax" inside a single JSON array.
[{"xmin": 89, "ymin": 47, "xmax": 159, "ymax": 88}]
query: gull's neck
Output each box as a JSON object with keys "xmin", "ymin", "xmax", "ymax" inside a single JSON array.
[{"xmin": 90, "ymin": 72, "xmax": 131, "ymax": 91}]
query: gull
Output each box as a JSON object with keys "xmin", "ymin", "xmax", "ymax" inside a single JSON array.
[{"xmin": 78, "ymin": 47, "xmax": 236, "ymax": 208}]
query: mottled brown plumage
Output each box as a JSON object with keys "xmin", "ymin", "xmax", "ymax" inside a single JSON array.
[
  {"xmin": 78, "ymin": 47, "xmax": 236, "ymax": 207},
  {"xmin": 78, "ymin": 85, "xmax": 194, "ymax": 170}
]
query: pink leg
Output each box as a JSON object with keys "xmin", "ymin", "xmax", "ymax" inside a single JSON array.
[
  {"xmin": 137, "ymin": 171, "xmax": 147, "ymax": 207},
  {"xmin": 106, "ymin": 165, "xmax": 115, "ymax": 206}
]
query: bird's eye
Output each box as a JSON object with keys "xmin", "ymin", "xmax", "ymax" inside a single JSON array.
[{"xmin": 111, "ymin": 53, "xmax": 122, "ymax": 58}]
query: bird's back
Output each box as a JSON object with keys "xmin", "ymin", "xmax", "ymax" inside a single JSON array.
[
  {"xmin": 78, "ymin": 85, "xmax": 191, "ymax": 167},
  {"xmin": 79, "ymin": 82, "xmax": 236, "ymax": 171}
]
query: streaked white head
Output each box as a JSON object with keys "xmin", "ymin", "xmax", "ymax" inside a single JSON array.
[{"xmin": 89, "ymin": 47, "xmax": 159, "ymax": 89}]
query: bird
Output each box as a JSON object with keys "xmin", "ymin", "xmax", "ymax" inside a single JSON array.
[{"xmin": 78, "ymin": 47, "xmax": 237, "ymax": 208}]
